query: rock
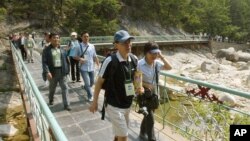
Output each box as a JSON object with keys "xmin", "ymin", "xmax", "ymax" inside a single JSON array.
[
  {"xmin": 11, "ymin": 134, "xmax": 29, "ymax": 141},
  {"xmin": 191, "ymin": 73, "xmax": 207, "ymax": 80},
  {"xmin": 201, "ymin": 61, "xmax": 219, "ymax": 73},
  {"xmin": 0, "ymin": 124, "xmax": 18, "ymax": 136},
  {"xmin": 225, "ymin": 52, "xmax": 239, "ymax": 62},
  {"xmin": 219, "ymin": 58, "xmax": 232, "ymax": 65},
  {"xmin": 219, "ymin": 64, "xmax": 234, "ymax": 71},
  {"xmin": 237, "ymin": 51, "xmax": 250, "ymax": 62},
  {"xmin": 236, "ymin": 61, "xmax": 249, "ymax": 70},
  {"xmin": 218, "ymin": 94, "xmax": 236, "ymax": 106},
  {"xmin": 245, "ymin": 49, "xmax": 250, "ymax": 53},
  {"xmin": 246, "ymin": 75, "xmax": 250, "ymax": 87},
  {"xmin": 216, "ymin": 47, "xmax": 235, "ymax": 58}
]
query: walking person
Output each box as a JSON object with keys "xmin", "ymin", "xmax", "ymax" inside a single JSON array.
[
  {"xmin": 19, "ymin": 32, "xmax": 27, "ymax": 61},
  {"xmin": 41, "ymin": 32, "xmax": 51, "ymax": 87},
  {"xmin": 68, "ymin": 32, "xmax": 81, "ymax": 83},
  {"xmin": 42, "ymin": 32, "xmax": 51, "ymax": 48},
  {"xmin": 89, "ymin": 30, "xmax": 139, "ymax": 141},
  {"xmin": 25, "ymin": 34, "xmax": 36, "ymax": 63},
  {"xmin": 42, "ymin": 33, "xmax": 71, "ymax": 111},
  {"xmin": 137, "ymin": 41, "xmax": 172, "ymax": 141},
  {"xmin": 73, "ymin": 31, "xmax": 99, "ymax": 101},
  {"xmin": 11, "ymin": 33, "xmax": 20, "ymax": 50}
]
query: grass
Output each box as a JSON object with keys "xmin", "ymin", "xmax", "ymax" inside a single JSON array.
[
  {"xmin": 0, "ymin": 62, "xmax": 7, "ymax": 70},
  {"xmin": 0, "ymin": 106, "xmax": 29, "ymax": 141},
  {"xmin": 134, "ymin": 93, "xmax": 250, "ymax": 141}
]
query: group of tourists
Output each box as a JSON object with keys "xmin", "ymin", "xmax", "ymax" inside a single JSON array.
[
  {"xmin": 26, "ymin": 29, "xmax": 172, "ymax": 141},
  {"xmin": 66, "ymin": 31, "xmax": 100, "ymax": 102},
  {"xmin": 10, "ymin": 32, "xmax": 36, "ymax": 63},
  {"xmin": 88, "ymin": 30, "xmax": 172, "ymax": 141},
  {"xmin": 41, "ymin": 31, "xmax": 99, "ymax": 112}
]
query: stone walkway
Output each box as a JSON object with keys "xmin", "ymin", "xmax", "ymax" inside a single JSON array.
[{"xmin": 24, "ymin": 51, "xmax": 187, "ymax": 141}]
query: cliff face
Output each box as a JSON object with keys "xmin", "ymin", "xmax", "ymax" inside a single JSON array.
[
  {"xmin": 120, "ymin": 19, "xmax": 188, "ymax": 36},
  {"xmin": 0, "ymin": 21, "xmax": 30, "ymax": 37}
]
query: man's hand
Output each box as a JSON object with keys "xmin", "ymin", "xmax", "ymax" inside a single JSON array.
[
  {"xmin": 89, "ymin": 102, "xmax": 98, "ymax": 113},
  {"xmin": 47, "ymin": 73, "xmax": 52, "ymax": 80},
  {"xmin": 136, "ymin": 87, "xmax": 144, "ymax": 94},
  {"xmin": 79, "ymin": 58, "xmax": 86, "ymax": 64}
]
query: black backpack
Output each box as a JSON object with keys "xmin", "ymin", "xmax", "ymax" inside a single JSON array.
[{"xmin": 101, "ymin": 53, "xmax": 137, "ymax": 120}]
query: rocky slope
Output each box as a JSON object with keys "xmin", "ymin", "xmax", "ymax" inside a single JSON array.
[{"xmin": 161, "ymin": 41, "xmax": 250, "ymax": 114}]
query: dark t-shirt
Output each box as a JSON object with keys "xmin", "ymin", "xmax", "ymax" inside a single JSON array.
[{"xmin": 101, "ymin": 54, "xmax": 137, "ymax": 108}]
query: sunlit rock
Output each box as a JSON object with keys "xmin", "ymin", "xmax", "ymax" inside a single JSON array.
[
  {"xmin": 201, "ymin": 61, "xmax": 219, "ymax": 73},
  {"xmin": 0, "ymin": 124, "xmax": 18, "ymax": 136}
]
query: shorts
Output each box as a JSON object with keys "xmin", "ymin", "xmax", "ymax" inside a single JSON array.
[{"xmin": 106, "ymin": 104, "xmax": 130, "ymax": 137}]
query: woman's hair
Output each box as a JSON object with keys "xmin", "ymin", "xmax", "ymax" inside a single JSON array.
[
  {"xmin": 77, "ymin": 36, "xmax": 82, "ymax": 42},
  {"xmin": 49, "ymin": 33, "xmax": 60, "ymax": 39},
  {"xmin": 143, "ymin": 41, "xmax": 159, "ymax": 55},
  {"xmin": 44, "ymin": 31, "xmax": 50, "ymax": 36},
  {"xmin": 81, "ymin": 31, "xmax": 89, "ymax": 37}
]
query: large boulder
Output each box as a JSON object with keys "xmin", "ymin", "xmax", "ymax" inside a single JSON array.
[
  {"xmin": 216, "ymin": 47, "xmax": 235, "ymax": 58},
  {"xmin": 201, "ymin": 61, "xmax": 219, "ymax": 73},
  {"xmin": 216, "ymin": 47, "xmax": 240, "ymax": 62},
  {"xmin": 225, "ymin": 52, "xmax": 239, "ymax": 62},
  {"xmin": 237, "ymin": 51, "xmax": 250, "ymax": 62}
]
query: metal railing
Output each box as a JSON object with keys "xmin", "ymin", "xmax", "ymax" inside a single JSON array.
[
  {"xmin": 35, "ymin": 35, "xmax": 208, "ymax": 47},
  {"xmin": 156, "ymin": 71, "xmax": 250, "ymax": 141},
  {"xmin": 10, "ymin": 42, "xmax": 68, "ymax": 141}
]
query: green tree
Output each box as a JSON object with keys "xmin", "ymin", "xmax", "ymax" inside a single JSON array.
[{"xmin": 0, "ymin": 8, "xmax": 7, "ymax": 22}]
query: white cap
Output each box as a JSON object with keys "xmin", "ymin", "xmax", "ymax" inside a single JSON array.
[{"xmin": 71, "ymin": 32, "xmax": 77, "ymax": 36}]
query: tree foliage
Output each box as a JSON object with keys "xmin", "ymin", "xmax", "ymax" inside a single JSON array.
[{"xmin": 2, "ymin": 0, "xmax": 250, "ymax": 42}]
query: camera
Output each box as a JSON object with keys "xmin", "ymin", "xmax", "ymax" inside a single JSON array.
[{"xmin": 137, "ymin": 107, "xmax": 148, "ymax": 116}]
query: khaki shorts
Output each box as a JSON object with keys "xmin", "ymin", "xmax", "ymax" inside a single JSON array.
[{"xmin": 106, "ymin": 104, "xmax": 130, "ymax": 137}]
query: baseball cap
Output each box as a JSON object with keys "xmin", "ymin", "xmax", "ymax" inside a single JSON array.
[
  {"xmin": 114, "ymin": 30, "xmax": 134, "ymax": 43},
  {"xmin": 71, "ymin": 32, "xmax": 77, "ymax": 36}
]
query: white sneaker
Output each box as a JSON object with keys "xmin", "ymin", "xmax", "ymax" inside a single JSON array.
[
  {"xmin": 44, "ymin": 81, "xmax": 48, "ymax": 87},
  {"xmin": 88, "ymin": 97, "xmax": 93, "ymax": 102}
]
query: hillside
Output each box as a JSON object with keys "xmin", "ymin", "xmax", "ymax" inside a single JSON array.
[{"xmin": 0, "ymin": 0, "xmax": 249, "ymax": 42}]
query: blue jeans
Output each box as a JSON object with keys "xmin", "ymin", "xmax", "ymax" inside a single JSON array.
[{"xmin": 81, "ymin": 71, "xmax": 94, "ymax": 99}]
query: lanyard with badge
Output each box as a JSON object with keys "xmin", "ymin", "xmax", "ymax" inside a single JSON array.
[
  {"xmin": 52, "ymin": 48, "xmax": 61, "ymax": 67},
  {"xmin": 122, "ymin": 61, "xmax": 135, "ymax": 96}
]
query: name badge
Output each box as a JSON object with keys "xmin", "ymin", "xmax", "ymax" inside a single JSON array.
[
  {"xmin": 125, "ymin": 80, "xmax": 135, "ymax": 96},
  {"xmin": 55, "ymin": 60, "xmax": 61, "ymax": 67}
]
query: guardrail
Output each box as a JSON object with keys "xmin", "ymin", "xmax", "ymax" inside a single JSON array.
[
  {"xmin": 35, "ymin": 35, "xmax": 209, "ymax": 47},
  {"xmin": 10, "ymin": 42, "xmax": 68, "ymax": 141},
  {"xmin": 61, "ymin": 35, "xmax": 208, "ymax": 45},
  {"xmin": 156, "ymin": 71, "xmax": 250, "ymax": 141}
]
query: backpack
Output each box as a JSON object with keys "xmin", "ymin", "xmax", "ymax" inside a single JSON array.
[
  {"xmin": 101, "ymin": 53, "xmax": 138, "ymax": 120},
  {"xmin": 41, "ymin": 40, "xmax": 45, "ymax": 48},
  {"xmin": 66, "ymin": 40, "xmax": 72, "ymax": 56}
]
